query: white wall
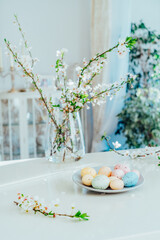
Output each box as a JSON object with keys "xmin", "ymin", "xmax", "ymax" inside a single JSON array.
[
  {"xmin": 1, "ymin": 0, "xmax": 160, "ymax": 92},
  {"xmin": 0, "ymin": 0, "xmax": 91, "ymax": 91},
  {"xmin": 131, "ymin": 0, "xmax": 160, "ymax": 32}
]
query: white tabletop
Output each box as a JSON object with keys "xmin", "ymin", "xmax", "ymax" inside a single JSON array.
[{"xmin": 0, "ymin": 151, "xmax": 160, "ymax": 240}]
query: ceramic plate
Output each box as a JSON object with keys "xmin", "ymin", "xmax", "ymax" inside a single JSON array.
[{"xmin": 72, "ymin": 166, "xmax": 144, "ymax": 193}]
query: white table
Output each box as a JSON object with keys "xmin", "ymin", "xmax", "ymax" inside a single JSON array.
[{"xmin": 0, "ymin": 151, "xmax": 160, "ymax": 240}]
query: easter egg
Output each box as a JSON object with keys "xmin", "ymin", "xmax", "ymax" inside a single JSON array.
[
  {"xmin": 92, "ymin": 175, "xmax": 110, "ymax": 190},
  {"xmin": 114, "ymin": 164, "xmax": 130, "ymax": 174},
  {"xmin": 122, "ymin": 172, "xmax": 138, "ymax": 187},
  {"xmin": 111, "ymin": 169, "xmax": 124, "ymax": 179},
  {"xmin": 108, "ymin": 176, "xmax": 118, "ymax": 187},
  {"xmin": 82, "ymin": 174, "xmax": 93, "ymax": 186},
  {"xmin": 81, "ymin": 167, "xmax": 97, "ymax": 178},
  {"xmin": 98, "ymin": 166, "xmax": 112, "ymax": 177},
  {"xmin": 108, "ymin": 176, "xmax": 118, "ymax": 182},
  {"xmin": 110, "ymin": 179, "xmax": 124, "ymax": 190},
  {"xmin": 132, "ymin": 169, "xmax": 140, "ymax": 178}
]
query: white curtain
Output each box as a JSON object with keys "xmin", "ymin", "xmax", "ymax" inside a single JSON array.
[
  {"xmin": 91, "ymin": 0, "xmax": 132, "ymax": 152},
  {"xmin": 91, "ymin": 0, "xmax": 111, "ymax": 152}
]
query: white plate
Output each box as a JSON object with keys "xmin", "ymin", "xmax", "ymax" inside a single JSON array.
[{"xmin": 72, "ymin": 166, "xmax": 144, "ymax": 193}]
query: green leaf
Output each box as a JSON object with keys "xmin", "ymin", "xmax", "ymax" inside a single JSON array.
[
  {"xmin": 101, "ymin": 135, "xmax": 106, "ymax": 141},
  {"xmin": 101, "ymin": 53, "xmax": 107, "ymax": 58},
  {"xmin": 74, "ymin": 211, "xmax": 89, "ymax": 221},
  {"xmin": 126, "ymin": 36, "xmax": 132, "ymax": 42},
  {"xmin": 48, "ymin": 211, "xmax": 53, "ymax": 215},
  {"xmin": 74, "ymin": 211, "xmax": 81, "ymax": 217},
  {"xmin": 80, "ymin": 213, "xmax": 89, "ymax": 218},
  {"xmin": 52, "ymin": 104, "xmax": 60, "ymax": 108}
]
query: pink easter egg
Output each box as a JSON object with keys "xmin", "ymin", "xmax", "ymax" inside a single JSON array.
[
  {"xmin": 132, "ymin": 169, "xmax": 140, "ymax": 178},
  {"xmin": 114, "ymin": 164, "xmax": 130, "ymax": 174},
  {"xmin": 111, "ymin": 169, "xmax": 124, "ymax": 179}
]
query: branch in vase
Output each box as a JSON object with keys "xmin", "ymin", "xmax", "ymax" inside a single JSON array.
[
  {"xmin": 4, "ymin": 39, "xmax": 59, "ymax": 130},
  {"xmin": 91, "ymin": 79, "xmax": 131, "ymax": 101},
  {"xmin": 78, "ymin": 44, "xmax": 118, "ymax": 87},
  {"xmin": 78, "ymin": 37, "xmax": 137, "ymax": 87},
  {"xmin": 14, "ymin": 14, "xmax": 34, "ymax": 68}
]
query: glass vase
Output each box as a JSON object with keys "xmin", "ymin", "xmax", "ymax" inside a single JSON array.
[{"xmin": 45, "ymin": 111, "xmax": 85, "ymax": 163}]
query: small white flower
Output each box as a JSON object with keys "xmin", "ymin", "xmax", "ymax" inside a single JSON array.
[
  {"xmin": 128, "ymin": 73, "xmax": 136, "ymax": 80},
  {"xmin": 19, "ymin": 55, "xmax": 33, "ymax": 72},
  {"xmin": 56, "ymin": 50, "xmax": 61, "ymax": 57},
  {"xmin": 124, "ymin": 150, "xmax": 130, "ymax": 156},
  {"xmin": 117, "ymin": 39, "xmax": 129, "ymax": 57},
  {"xmin": 145, "ymin": 146, "xmax": 150, "ymax": 151},
  {"xmin": 112, "ymin": 141, "xmax": 121, "ymax": 149},
  {"xmin": 71, "ymin": 203, "xmax": 76, "ymax": 209},
  {"xmin": 130, "ymin": 151, "xmax": 137, "ymax": 159},
  {"xmin": 76, "ymin": 66, "xmax": 82, "ymax": 73},
  {"xmin": 76, "ymin": 102, "xmax": 83, "ymax": 107},
  {"xmin": 83, "ymin": 58, "xmax": 88, "ymax": 66}
]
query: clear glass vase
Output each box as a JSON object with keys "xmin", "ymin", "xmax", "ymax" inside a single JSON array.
[{"xmin": 45, "ymin": 111, "xmax": 85, "ymax": 163}]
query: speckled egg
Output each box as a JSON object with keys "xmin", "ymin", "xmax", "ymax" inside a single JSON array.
[
  {"xmin": 92, "ymin": 175, "xmax": 110, "ymax": 190},
  {"xmin": 110, "ymin": 179, "xmax": 124, "ymax": 190},
  {"xmin": 81, "ymin": 167, "xmax": 97, "ymax": 178},
  {"xmin": 98, "ymin": 166, "xmax": 112, "ymax": 177},
  {"xmin": 114, "ymin": 164, "xmax": 130, "ymax": 174},
  {"xmin": 132, "ymin": 169, "xmax": 140, "ymax": 178},
  {"xmin": 109, "ymin": 176, "xmax": 118, "ymax": 187},
  {"xmin": 82, "ymin": 174, "xmax": 93, "ymax": 186},
  {"xmin": 111, "ymin": 169, "xmax": 124, "ymax": 179},
  {"xmin": 109, "ymin": 176, "xmax": 118, "ymax": 182},
  {"xmin": 122, "ymin": 172, "xmax": 138, "ymax": 187}
]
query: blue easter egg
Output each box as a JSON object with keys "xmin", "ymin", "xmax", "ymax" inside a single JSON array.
[{"xmin": 122, "ymin": 172, "xmax": 138, "ymax": 187}]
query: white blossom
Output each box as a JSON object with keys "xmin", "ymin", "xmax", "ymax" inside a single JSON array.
[
  {"xmin": 124, "ymin": 150, "xmax": 130, "ymax": 156},
  {"xmin": 130, "ymin": 151, "xmax": 137, "ymax": 159},
  {"xmin": 19, "ymin": 55, "xmax": 33, "ymax": 72},
  {"xmin": 76, "ymin": 66, "xmax": 82, "ymax": 73},
  {"xmin": 112, "ymin": 141, "xmax": 121, "ymax": 149},
  {"xmin": 56, "ymin": 50, "xmax": 61, "ymax": 57},
  {"xmin": 83, "ymin": 58, "xmax": 88, "ymax": 66},
  {"xmin": 117, "ymin": 39, "xmax": 129, "ymax": 57},
  {"xmin": 76, "ymin": 102, "xmax": 83, "ymax": 108}
]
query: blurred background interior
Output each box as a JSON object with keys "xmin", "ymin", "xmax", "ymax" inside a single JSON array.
[{"xmin": 0, "ymin": 0, "xmax": 160, "ymax": 161}]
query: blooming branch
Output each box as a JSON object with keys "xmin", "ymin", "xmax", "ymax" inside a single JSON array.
[
  {"xmin": 4, "ymin": 39, "xmax": 59, "ymax": 130},
  {"xmin": 14, "ymin": 14, "xmax": 36, "ymax": 69},
  {"xmin": 4, "ymin": 15, "xmax": 137, "ymax": 161},
  {"xmin": 15, "ymin": 193, "xmax": 89, "ymax": 221},
  {"xmin": 77, "ymin": 37, "xmax": 136, "ymax": 87},
  {"xmin": 102, "ymin": 134, "xmax": 160, "ymax": 163}
]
